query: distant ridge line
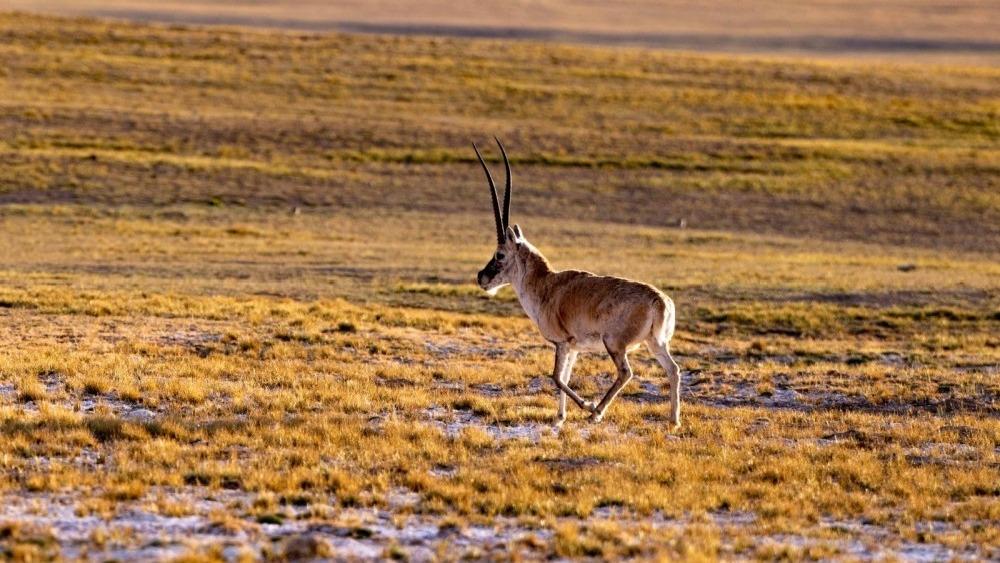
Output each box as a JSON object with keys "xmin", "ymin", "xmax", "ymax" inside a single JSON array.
[{"xmin": 82, "ymin": 9, "xmax": 1000, "ymax": 56}]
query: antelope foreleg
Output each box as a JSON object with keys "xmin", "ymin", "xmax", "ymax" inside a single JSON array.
[{"xmin": 551, "ymin": 344, "xmax": 593, "ymax": 414}]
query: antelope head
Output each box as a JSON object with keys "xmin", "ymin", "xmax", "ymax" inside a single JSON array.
[{"xmin": 474, "ymin": 138, "xmax": 526, "ymax": 296}]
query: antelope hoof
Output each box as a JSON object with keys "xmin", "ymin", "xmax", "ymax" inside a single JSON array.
[
  {"xmin": 669, "ymin": 412, "xmax": 681, "ymax": 429},
  {"xmin": 554, "ymin": 418, "xmax": 566, "ymax": 431},
  {"xmin": 589, "ymin": 411, "xmax": 604, "ymax": 423}
]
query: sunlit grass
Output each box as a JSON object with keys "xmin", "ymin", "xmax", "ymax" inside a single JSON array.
[
  {"xmin": 0, "ymin": 10, "xmax": 998, "ymax": 560},
  {"xmin": 0, "ymin": 205, "xmax": 997, "ymax": 558},
  {"xmin": 0, "ymin": 12, "xmax": 997, "ymax": 252}
]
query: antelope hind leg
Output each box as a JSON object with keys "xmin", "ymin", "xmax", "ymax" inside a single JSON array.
[
  {"xmin": 647, "ymin": 338, "xmax": 681, "ymax": 428},
  {"xmin": 591, "ymin": 346, "xmax": 634, "ymax": 422}
]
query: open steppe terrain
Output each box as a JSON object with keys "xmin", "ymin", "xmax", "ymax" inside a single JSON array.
[
  {"xmin": 0, "ymin": 11, "xmax": 998, "ymax": 560},
  {"xmin": 10, "ymin": 0, "xmax": 1000, "ymax": 64}
]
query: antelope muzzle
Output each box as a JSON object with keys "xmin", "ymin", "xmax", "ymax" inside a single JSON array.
[{"xmin": 477, "ymin": 257, "xmax": 501, "ymax": 289}]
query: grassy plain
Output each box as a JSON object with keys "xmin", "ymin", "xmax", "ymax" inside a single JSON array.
[
  {"xmin": 12, "ymin": 0, "xmax": 1000, "ymax": 65},
  {"xmin": 0, "ymin": 11, "xmax": 999, "ymax": 560}
]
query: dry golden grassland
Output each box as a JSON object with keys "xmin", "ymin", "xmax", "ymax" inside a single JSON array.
[
  {"xmin": 12, "ymin": 0, "xmax": 1000, "ymax": 65},
  {"xmin": 0, "ymin": 12, "xmax": 998, "ymax": 561}
]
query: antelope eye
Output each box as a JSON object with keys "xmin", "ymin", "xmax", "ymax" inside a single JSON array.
[{"xmin": 495, "ymin": 252, "xmax": 505, "ymax": 261}]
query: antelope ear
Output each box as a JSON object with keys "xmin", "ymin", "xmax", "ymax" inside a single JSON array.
[
  {"xmin": 505, "ymin": 225, "xmax": 518, "ymax": 243},
  {"xmin": 511, "ymin": 224, "xmax": 523, "ymax": 239}
]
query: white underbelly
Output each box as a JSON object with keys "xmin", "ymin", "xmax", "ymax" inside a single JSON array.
[
  {"xmin": 567, "ymin": 337, "xmax": 644, "ymax": 354},
  {"xmin": 568, "ymin": 335, "xmax": 606, "ymax": 352}
]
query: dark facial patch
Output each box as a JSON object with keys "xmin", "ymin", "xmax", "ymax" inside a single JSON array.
[{"xmin": 477, "ymin": 256, "xmax": 502, "ymax": 287}]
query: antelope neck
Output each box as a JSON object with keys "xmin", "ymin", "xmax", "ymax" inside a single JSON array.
[{"xmin": 511, "ymin": 246, "xmax": 553, "ymax": 313}]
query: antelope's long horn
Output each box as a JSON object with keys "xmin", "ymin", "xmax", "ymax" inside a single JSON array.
[
  {"xmin": 495, "ymin": 137, "xmax": 511, "ymax": 231},
  {"xmin": 473, "ymin": 142, "xmax": 505, "ymax": 244}
]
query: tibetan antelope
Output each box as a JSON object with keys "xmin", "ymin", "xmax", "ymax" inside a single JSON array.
[{"xmin": 472, "ymin": 138, "xmax": 681, "ymax": 429}]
